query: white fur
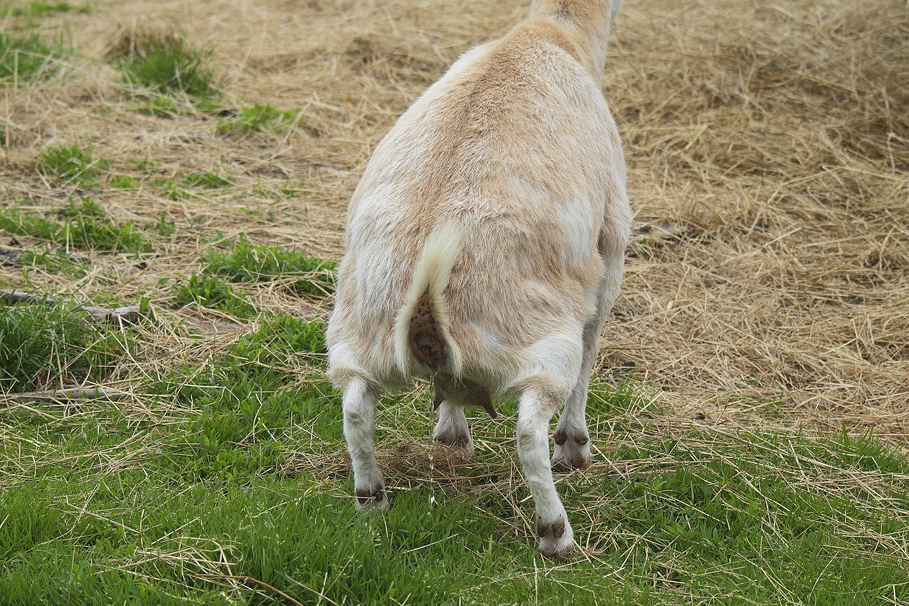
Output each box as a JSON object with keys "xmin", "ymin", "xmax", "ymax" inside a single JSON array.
[{"xmin": 326, "ymin": 0, "xmax": 631, "ymax": 560}]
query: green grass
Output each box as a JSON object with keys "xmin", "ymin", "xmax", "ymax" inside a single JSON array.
[
  {"xmin": 182, "ymin": 170, "xmax": 232, "ymax": 189},
  {"xmin": 152, "ymin": 171, "xmax": 232, "ymax": 200},
  {"xmin": 0, "ymin": 31, "xmax": 67, "ymax": 81},
  {"xmin": 16, "ymin": 248, "xmax": 88, "ymax": 277},
  {"xmin": 0, "ymin": 296, "xmax": 130, "ymax": 392},
  {"xmin": 131, "ymin": 157, "xmax": 162, "ymax": 173},
  {"xmin": 0, "ymin": 303, "xmax": 906, "ymax": 604},
  {"xmin": 36, "ymin": 142, "xmax": 108, "ymax": 187},
  {"xmin": 203, "ymin": 239, "xmax": 338, "ymax": 295},
  {"xmin": 108, "ymin": 174, "xmax": 139, "ymax": 189},
  {"xmin": 110, "ymin": 30, "xmax": 219, "ymax": 99},
  {"xmin": 0, "ymin": 199, "xmax": 150, "ymax": 254},
  {"xmin": 1, "ymin": 0, "xmax": 77, "ymax": 18},
  {"xmin": 135, "ymin": 95, "xmax": 179, "ymax": 117},
  {"xmin": 216, "ymin": 104, "xmax": 302, "ymax": 136},
  {"xmin": 172, "ymin": 273, "xmax": 258, "ymax": 318},
  {"xmin": 147, "ymin": 315, "xmax": 330, "ymax": 480},
  {"xmin": 153, "ymin": 176, "xmax": 188, "ymax": 200},
  {"xmin": 2, "ymin": 356, "xmax": 908, "ymax": 605},
  {"xmin": 153, "ymin": 214, "xmax": 176, "ymax": 237}
]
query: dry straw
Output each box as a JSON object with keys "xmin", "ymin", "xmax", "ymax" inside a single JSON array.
[{"xmin": 0, "ymin": 0, "xmax": 907, "ymax": 446}]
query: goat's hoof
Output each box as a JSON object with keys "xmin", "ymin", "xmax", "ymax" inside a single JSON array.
[
  {"xmin": 355, "ymin": 486, "xmax": 388, "ymax": 513},
  {"xmin": 554, "ymin": 428, "xmax": 590, "ymax": 447},
  {"xmin": 433, "ymin": 429, "xmax": 472, "ymax": 449},
  {"xmin": 536, "ymin": 516, "xmax": 574, "ymax": 561},
  {"xmin": 552, "ymin": 455, "xmax": 592, "ymax": 472},
  {"xmin": 552, "ymin": 430, "xmax": 592, "ymax": 471}
]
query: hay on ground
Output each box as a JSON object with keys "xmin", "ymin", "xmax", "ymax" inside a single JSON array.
[{"xmin": 0, "ymin": 0, "xmax": 907, "ymax": 448}]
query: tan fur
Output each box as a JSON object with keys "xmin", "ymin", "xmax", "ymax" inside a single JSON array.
[{"xmin": 327, "ymin": 0, "xmax": 631, "ymax": 559}]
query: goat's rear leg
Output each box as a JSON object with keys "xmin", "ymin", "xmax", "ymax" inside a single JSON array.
[
  {"xmin": 551, "ymin": 319, "xmax": 598, "ymax": 471},
  {"xmin": 433, "ymin": 399, "xmax": 472, "ymax": 449},
  {"xmin": 518, "ymin": 386, "xmax": 575, "ymax": 560},
  {"xmin": 431, "ymin": 380, "xmax": 491, "ymax": 450},
  {"xmin": 343, "ymin": 379, "xmax": 387, "ymax": 512},
  {"xmin": 552, "ymin": 264, "xmax": 623, "ymax": 472}
]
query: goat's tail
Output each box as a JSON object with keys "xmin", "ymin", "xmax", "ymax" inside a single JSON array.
[{"xmin": 394, "ymin": 221, "xmax": 464, "ymax": 378}]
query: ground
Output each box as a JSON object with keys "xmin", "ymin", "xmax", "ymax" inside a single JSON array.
[{"xmin": 1, "ymin": 0, "xmax": 908, "ymax": 604}]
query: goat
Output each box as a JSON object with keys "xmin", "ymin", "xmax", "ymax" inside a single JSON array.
[{"xmin": 326, "ymin": 0, "xmax": 631, "ymax": 560}]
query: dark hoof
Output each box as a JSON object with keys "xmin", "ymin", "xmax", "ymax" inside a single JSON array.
[
  {"xmin": 552, "ymin": 455, "xmax": 592, "ymax": 472},
  {"xmin": 537, "ymin": 516, "xmax": 574, "ymax": 561},
  {"xmin": 552, "ymin": 429, "xmax": 593, "ymax": 471},
  {"xmin": 355, "ymin": 486, "xmax": 388, "ymax": 512},
  {"xmin": 540, "ymin": 544, "xmax": 574, "ymax": 562},
  {"xmin": 434, "ymin": 430, "xmax": 470, "ymax": 448},
  {"xmin": 554, "ymin": 428, "xmax": 590, "ymax": 447},
  {"xmin": 537, "ymin": 517, "xmax": 565, "ymax": 539}
]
